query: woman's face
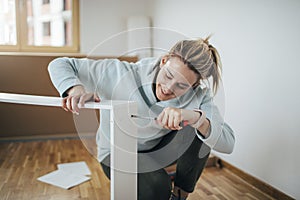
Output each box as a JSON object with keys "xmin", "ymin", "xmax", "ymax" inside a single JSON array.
[{"xmin": 155, "ymin": 56, "xmax": 199, "ymax": 101}]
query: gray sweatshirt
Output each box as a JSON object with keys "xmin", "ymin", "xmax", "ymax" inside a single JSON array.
[{"xmin": 48, "ymin": 57, "xmax": 235, "ymax": 162}]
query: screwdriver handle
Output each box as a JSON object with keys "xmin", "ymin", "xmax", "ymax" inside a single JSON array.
[{"xmin": 180, "ymin": 120, "xmax": 189, "ymax": 127}]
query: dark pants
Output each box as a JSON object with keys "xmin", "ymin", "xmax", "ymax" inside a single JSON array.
[{"xmin": 100, "ymin": 126, "xmax": 211, "ymax": 200}]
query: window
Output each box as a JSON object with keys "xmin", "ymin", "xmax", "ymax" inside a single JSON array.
[
  {"xmin": 0, "ymin": 0, "xmax": 79, "ymax": 52},
  {"xmin": 0, "ymin": 0, "xmax": 17, "ymax": 46}
]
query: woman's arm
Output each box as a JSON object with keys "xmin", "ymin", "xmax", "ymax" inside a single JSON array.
[
  {"xmin": 48, "ymin": 57, "xmax": 94, "ymax": 97},
  {"xmin": 157, "ymin": 88, "xmax": 235, "ymax": 154},
  {"xmin": 48, "ymin": 57, "xmax": 103, "ymax": 113},
  {"xmin": 195, "ymin": 88, "xmax": 235, "ymax": 154}
]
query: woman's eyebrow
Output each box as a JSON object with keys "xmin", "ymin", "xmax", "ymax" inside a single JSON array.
[{"xmin": 166, "ymin": 68, "xmax": 174, "ymax": 77}]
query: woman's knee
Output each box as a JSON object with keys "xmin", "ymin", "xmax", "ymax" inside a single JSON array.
[
  {"xmin": 101, "ymin": 158, "xmax": 171, "ymax": 200},
  {"xmin": 138, "ymin": 169, "xmax": 172, "ymax": 200}
]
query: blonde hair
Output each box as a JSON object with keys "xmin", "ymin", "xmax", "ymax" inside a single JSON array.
[{"xmin": 168, "ymin": 35, "xmax": 222, "ymax": 94}]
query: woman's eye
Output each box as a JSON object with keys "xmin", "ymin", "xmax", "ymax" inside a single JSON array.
[
  {"xmin": 177, "ymin": 84, "xmax": 188, "ymax": 90},
  {"xmin": 177, "ymin": 85, "xmax": 186, "ymax": 90}
]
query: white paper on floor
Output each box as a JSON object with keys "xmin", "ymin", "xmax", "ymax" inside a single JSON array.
[
  {"xmin": 37, "ymin": 161, "xmax": 91, "ymax": 189},
  {"xmin": 57, "ymin": 161, "xmax": 91, "ymax": 176}
]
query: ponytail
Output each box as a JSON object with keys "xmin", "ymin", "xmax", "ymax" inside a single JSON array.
[{"xmin": 207, "ymin": 42, "xmax": 222, "ymax": 94}]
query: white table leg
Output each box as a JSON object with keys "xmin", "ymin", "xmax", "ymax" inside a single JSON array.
[{"xmin": 110, "ymin": 103, "xmax": 138, "ymax": 200}]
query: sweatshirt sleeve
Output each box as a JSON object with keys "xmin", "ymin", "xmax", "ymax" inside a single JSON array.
[
  {"xmin": 196, "ymin": 88, "xmax": 235, "ymax": 154},
  {"xmin": 48, "ymin": 57, "xmax": 110, "ymax": 97}
]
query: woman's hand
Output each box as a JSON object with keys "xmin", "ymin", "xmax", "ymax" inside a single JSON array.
[
  {"xmin": 62, "ymin": 85, "xmax": 100, "ymax": 115},
  {"xmin": 157, "ymin": 107, "xmax": 200, "ymax": 130}
]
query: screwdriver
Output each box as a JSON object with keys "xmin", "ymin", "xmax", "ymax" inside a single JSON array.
[{"xmin": 130, "ymin": 115, "xmax": 189, "ymax": 126}]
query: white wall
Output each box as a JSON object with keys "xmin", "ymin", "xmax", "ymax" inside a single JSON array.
[
  {"xmin": 151, "ymin": 0, "xmax": 300, "ymax": 198},
  {"xmin": 79, "ymin": 0, "xmax": 300, "ymax": 198},
  {"xmin": 80, "ymin": 0, "xmax": 153, "ymax": 56}
]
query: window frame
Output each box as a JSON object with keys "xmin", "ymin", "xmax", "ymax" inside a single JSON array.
[{"xmin": 0, "ymin": 0, "xmax": 80, "ymax": 53}]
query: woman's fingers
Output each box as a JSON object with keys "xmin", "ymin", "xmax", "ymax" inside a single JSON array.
[
  {"xmin": 173, "ymin": 114, "xmax": 182, "ymax": 130},
  {"xmin": 94, "ymin": 94, "xmax": 101, "ymax": 102},
  {"xmin": 168, "ymin": 114, "xmax": 182, "ymax": 130},
  {"xmin": 167, "ymin": 114, "xmax": 176, "ymax": 129},
  {"xmin": 78, "ymin": 94, "xmax": 89, "ymax": 108},
  {"xmin": 62, "ymin": 97, "xmax": 69, "ymax": 112},
  {"xmin": 71, "ymin": 95, "xmax": 80, "ymax": 114},
  {"xmin": 63, "ymin": 95, "xmax": 79, "ymax": 114},
  {"xmin": 66, "ymin": 96, "xmax": 72, "ymax": 111},
  {"xmin": 62, "ymin": 93, "xmax": 100, "ymax": 114},
  {"xmin": 78, "ymin": 93, "xmax": 101, "ymax": 108},
  {"xmin": 158, "ymin": 107, "xmax": 183, "ymax": 130}
]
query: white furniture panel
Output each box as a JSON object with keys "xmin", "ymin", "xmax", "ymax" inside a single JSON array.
[{"xmin": 0, "ymin": 92, "xmax": 138, "ymax": 200}]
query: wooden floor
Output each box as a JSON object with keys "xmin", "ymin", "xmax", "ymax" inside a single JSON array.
[{"xmin": 0, "ymin": 139, "xmax": 275, "ymax": 200}]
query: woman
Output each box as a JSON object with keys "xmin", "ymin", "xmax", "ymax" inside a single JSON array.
[{"xmin": 48, "ymin": 36, "xmax": 235, "ymax": 200}]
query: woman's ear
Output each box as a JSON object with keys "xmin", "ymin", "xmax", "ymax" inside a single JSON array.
[{"xmin": 159, "ymin": 55, "xmax": 168, "ymax": 68}]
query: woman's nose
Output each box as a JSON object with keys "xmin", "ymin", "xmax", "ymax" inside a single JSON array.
[
  {"xmin": 164, "ymin": 87, "xmax": 173, "ymax": 94},
  {"xmin": 165, "ymin": 81, "xmax": 176, "ymax": 92}
]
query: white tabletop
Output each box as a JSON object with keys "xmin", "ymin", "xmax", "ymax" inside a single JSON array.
[{"xmin": 0, "ymin": 92, "xmax": 134, "ymax": 110}]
